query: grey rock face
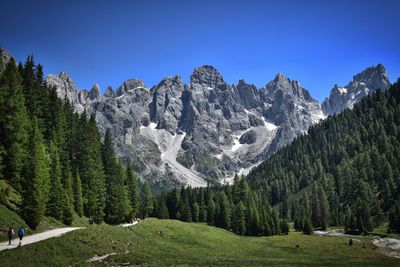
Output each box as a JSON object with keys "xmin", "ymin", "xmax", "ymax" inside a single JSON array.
[
  {"xmin": 236, "ymin": 79, "xmax": 260, "ymax": 109},
  {"xmin": 104, "ymin": 86, "xmax": 114, "ymax": 98},
  {"xmin": 239, "ymin": 130, "xmax": 257, "ymax": 144},
  {"xmin": 88, "ymin": 84, "xmax": 101, "ymax": 100},
  {"xmin": 46, "ymin": 64, "xmax": 386, "ymax": 187},
  {"xmin": 322, "ymin": 64, "xmax": 390, "ymax": 115},
  {"xmin": 259, "ymin": 73, "xmax": 325, "ymax": 150},
  {"xmin": 149, "ymin": 75, "xmax": 184, "ymax": 133},
  {"xmin": 0, "ymin": 48, "xmax": 12, "ymax": 72},
  {"xmin": 115, "ymin": 79, "xmax": 145, "ymax": 96}
]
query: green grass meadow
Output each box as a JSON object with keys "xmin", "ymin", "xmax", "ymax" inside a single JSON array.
[{"xmin": 0, "ymin": 218, "xmax": 399, "ymax": 266}]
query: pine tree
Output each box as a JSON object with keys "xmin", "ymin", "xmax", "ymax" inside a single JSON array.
[
  {"xmin": 47, "ymin": 141, "xmax": 64, "ymax": 220},
  {"xmin": 154, "ymin": 194, "xmax": 169, "ymax": 219},
  {"xmin": 235, "ymin": 201, "xmax": 246, "ymax": 235},
  {"xmin": 0, "ymin": 145, "xmax": 5, "ymax": 179},
  {"xmin": 294, "ymin": 215, "xmax": 302, "ymax": 231},
  {"xmin": 22, "ymin": 55, "xmax": 40, "ymax": 118},
  {"xmin": 102, "ymin": 129, "xmax": 129, "ymax": 224},
  {"xmin": 20, "ymin": 119, "xmax": 49, "ymax": 229},
  {"xmin": 219, "ymin": 191, "xmax": 231, "ymax": 230},
  {"xmin": 140, "ymin": 182, "xmax": 153, "ymax": 219},
  {"xmin": 192, "ymin": 202, "xmax": 200, "ymax": 222},
  {"xmin": 199, "ymin": 201, "xmax": 207, "ymax": 222},
  {"xmin": 0, "ymin": 58, "xmax": 30, "ymax": 190},
  {"xmin": 311, "ymin": 183, "xmax": 322, "ymax": 228},
  {"xmin": 280, "ymin": 219, "xmax": 289, "ymax": 235},
  {"xmin": 319, "ymin": 187, "xmax": 330, "ymax": 230},
  {"xmin": 388, "ymin": 202, "xmax": 400, "ymax": 234},
  {"xmin": 79, "ymin": 113, "xmax": 106, "ymax": 223},
  {"xmin": 126, "ymin": 162, "xmax": 139, "ymax": 218},
  {"xmin": 72, "ymin": 171, "xmax": 83, "ymax": 217},
  {"xmin": 302, "ymin": 215, "xmax": 313, "ymax": 235},
  {"xmin": 180, "ymin": 192, "xmax": 192, "ymax": 222},
  {"xmin": 207, "ymin": 197, "xmax": 216, "ymax": 225},
  {"xmin": 166, "ymin": 188, "xmax": 180, "ymax": 219},
  {"xmin": 61, "ymin": 165, "xmax": 74, "ymax": 225}
]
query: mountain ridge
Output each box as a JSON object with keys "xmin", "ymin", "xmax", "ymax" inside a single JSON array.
[{"xmin": 44, "ymin": 63, "xmax": 390, "ymax": 187}]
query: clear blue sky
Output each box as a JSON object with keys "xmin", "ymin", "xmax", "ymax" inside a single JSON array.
[{"xmin": 1, "ymin": 0, "xmax": 399, "ymax": 101}]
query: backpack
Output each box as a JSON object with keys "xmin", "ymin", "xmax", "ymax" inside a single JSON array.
[{"xmin": 18, "ymin": 227, "xmax": 24, "ymax": 237}]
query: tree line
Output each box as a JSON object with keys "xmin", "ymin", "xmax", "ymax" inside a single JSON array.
[
  {"xmin": 151, "ymin": 175, "xmax": 289, "ymax": 236},
  {"xmin": 0, "ymin": 53, "xmax": 152, "ymax": 229}
]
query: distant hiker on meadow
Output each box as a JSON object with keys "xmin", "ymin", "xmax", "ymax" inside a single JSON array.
[
  {"xmin": 8, "ymin": 227, "xmax": 14, "ymax": 245},
  {"xmin": 18, "ymin": 226, "xmax": 25, "ymax": 246}
]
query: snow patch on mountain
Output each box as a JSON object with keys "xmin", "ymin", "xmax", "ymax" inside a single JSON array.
[
  {"xmin": 338, "ymin": 87, "xmax": 347, "ymax": 94},
  {"xmin": 139, "ymin": 123, "xmax": 207, "ymax": 187}
]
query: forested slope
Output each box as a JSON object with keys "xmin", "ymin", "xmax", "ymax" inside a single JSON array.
[
  {"xmin": 0, "ymin": 52, "xmax": 140, "ymax": 229},
  {"xmin": 247, "ymin": 81, "xmax": 400, "ymax": 233}
]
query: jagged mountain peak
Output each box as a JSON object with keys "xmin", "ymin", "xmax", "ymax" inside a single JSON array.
[
  {"xmin": 322, "ymin": 64, "xmax": 391, "ymax": 115},
  {"xmin": 190, "ymin": 65, "xmax": 225, "ymax": 87},
  {"xmin": 46, "ymin": 72, "xmax": 79, "ymax": 104},
  {"xmin": 155, "ymin": 75, "xmax": 183, "ymax": 89},
  {"xmin": 104, "ymin": 86, "xmax": 114, "ymax": 98},
  {"xmin": 353, "ymin": 63, "xmax": 386, "ymax": 81},
  {"xmin": 261, "ymin": 73, "xmax": 314, "ymax": 103},
  {"xmin": 116, "ymin": 78, "xmax": 146, "ymax": 96},
  {"xmin": 274, "ymin": 72, "xmax": 288, "ymax": 82},
  {"xmin": 236, "ymin": 79, "xmax": 259, "ymax": 108},
  {"xmin": 350, "ymin": 63, "xmax": 390, "ymax": 90},
  {"xmin": 88, "ymin": 84, "xmax": 101, "ymax": 100}
]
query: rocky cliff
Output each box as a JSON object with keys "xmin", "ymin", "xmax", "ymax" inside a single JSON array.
[
  {"xmin": 45, "ymin": 64, "xmax": 389, "ymax": 187},
  {"xmin": 322, "ymin": 64, "xmax": 390, "ymax": 115}
]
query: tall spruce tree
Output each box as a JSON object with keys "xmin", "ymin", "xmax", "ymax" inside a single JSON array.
[
  {"xmin": 388, "ymin": 202, "xmax": 400, "ymax": 234},
  {"xmin": 21, "ymin": 119, "xmax": 49, "ymax": 229},
  {"xmin": 102, "ymin": 128, "xmax": 129, "ymax": 224},
  {"xmin": 219, "ymin": 191, "xmax": 231, "ymax": 230},
  {"xmin": 235, "ymin": 201, "xmax": 246, "ymax": 235},
  {"xmin": 207, "ymin": 196, "xmax": 216, "ymax": 225},
  {"xmin": 47, "ymin": 141, "xmax": 64, "ymax": 220},
  {"xmin": 72, "ymin": 171, "xmax": 83, "ymax": 217},
  {"xmin": 61, "ymin": 165, "xmax": 74, "ymax": 225},
  {"xmin": 79, "ymin": 114, "xmax": 106, "ymax": 223},
  {"xmin": 126, "ymin": 162, "xmax": 139, "ymax": 218},
  {"xmin": 140, "ymin": 182, "xmax": 153, "ymax": 219}
]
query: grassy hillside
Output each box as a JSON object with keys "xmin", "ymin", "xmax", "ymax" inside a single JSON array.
[{"xmin": 0, "ymin": 218, "xmax": 399, "ymax": 266}]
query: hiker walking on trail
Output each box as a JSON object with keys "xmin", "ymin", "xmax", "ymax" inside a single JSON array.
[
  {"xmin": 8, "ymin": 227, "xmax": 14, "ymax": 245},
  {"xmin": 18, "ymin": 226, "xmax": 25, "ymax": 246}
]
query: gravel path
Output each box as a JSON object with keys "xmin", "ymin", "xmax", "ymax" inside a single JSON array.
[
  {"xmin": 0, "ymin": 227, "xmax": 83, "ymax": 252},
  {"xmin": 372, "ymin": 237, "xmax": 400, "ymax": 258}
]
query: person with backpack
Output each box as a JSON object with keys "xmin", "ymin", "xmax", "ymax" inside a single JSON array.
[
  {"xmin": 18, "ymin": 226, "xmax": 25, "ymax": 246},
  {"xmin": 8, "ymin": 227, "xmax": 14, "ymax": 245}
]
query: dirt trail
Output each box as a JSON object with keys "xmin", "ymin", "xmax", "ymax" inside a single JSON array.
[
  {"xmin": 373, "ymin": 238, "xmax": 400, "ymax": 258},
  {"xmin": 0, "ymin": 227, "xmax": 83, "ymax": 252}
]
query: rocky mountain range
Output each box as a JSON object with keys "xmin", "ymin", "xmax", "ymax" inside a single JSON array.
[
  {"xmin": 45, "ymin": 64, "xmax": 390, "ymax": 187},
  {"xmin": 322, "ymin": 64, "xmax": 390, "ymax": 115}
]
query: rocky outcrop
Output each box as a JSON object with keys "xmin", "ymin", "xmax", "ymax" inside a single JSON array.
[
  {"xmin": 0, "ymin": 48, "xmax": 12, "ymax": 73},
  {"xmin": 149, "ymin": 75, "xmax": 184, "ymax": 133},
  {"xmin": 322, "ymin": 64, "xmax": 390, "ymax": 115},
  {"xmin": 45, "ymin": 64, "xmax": 388, "ymax": 187}
]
